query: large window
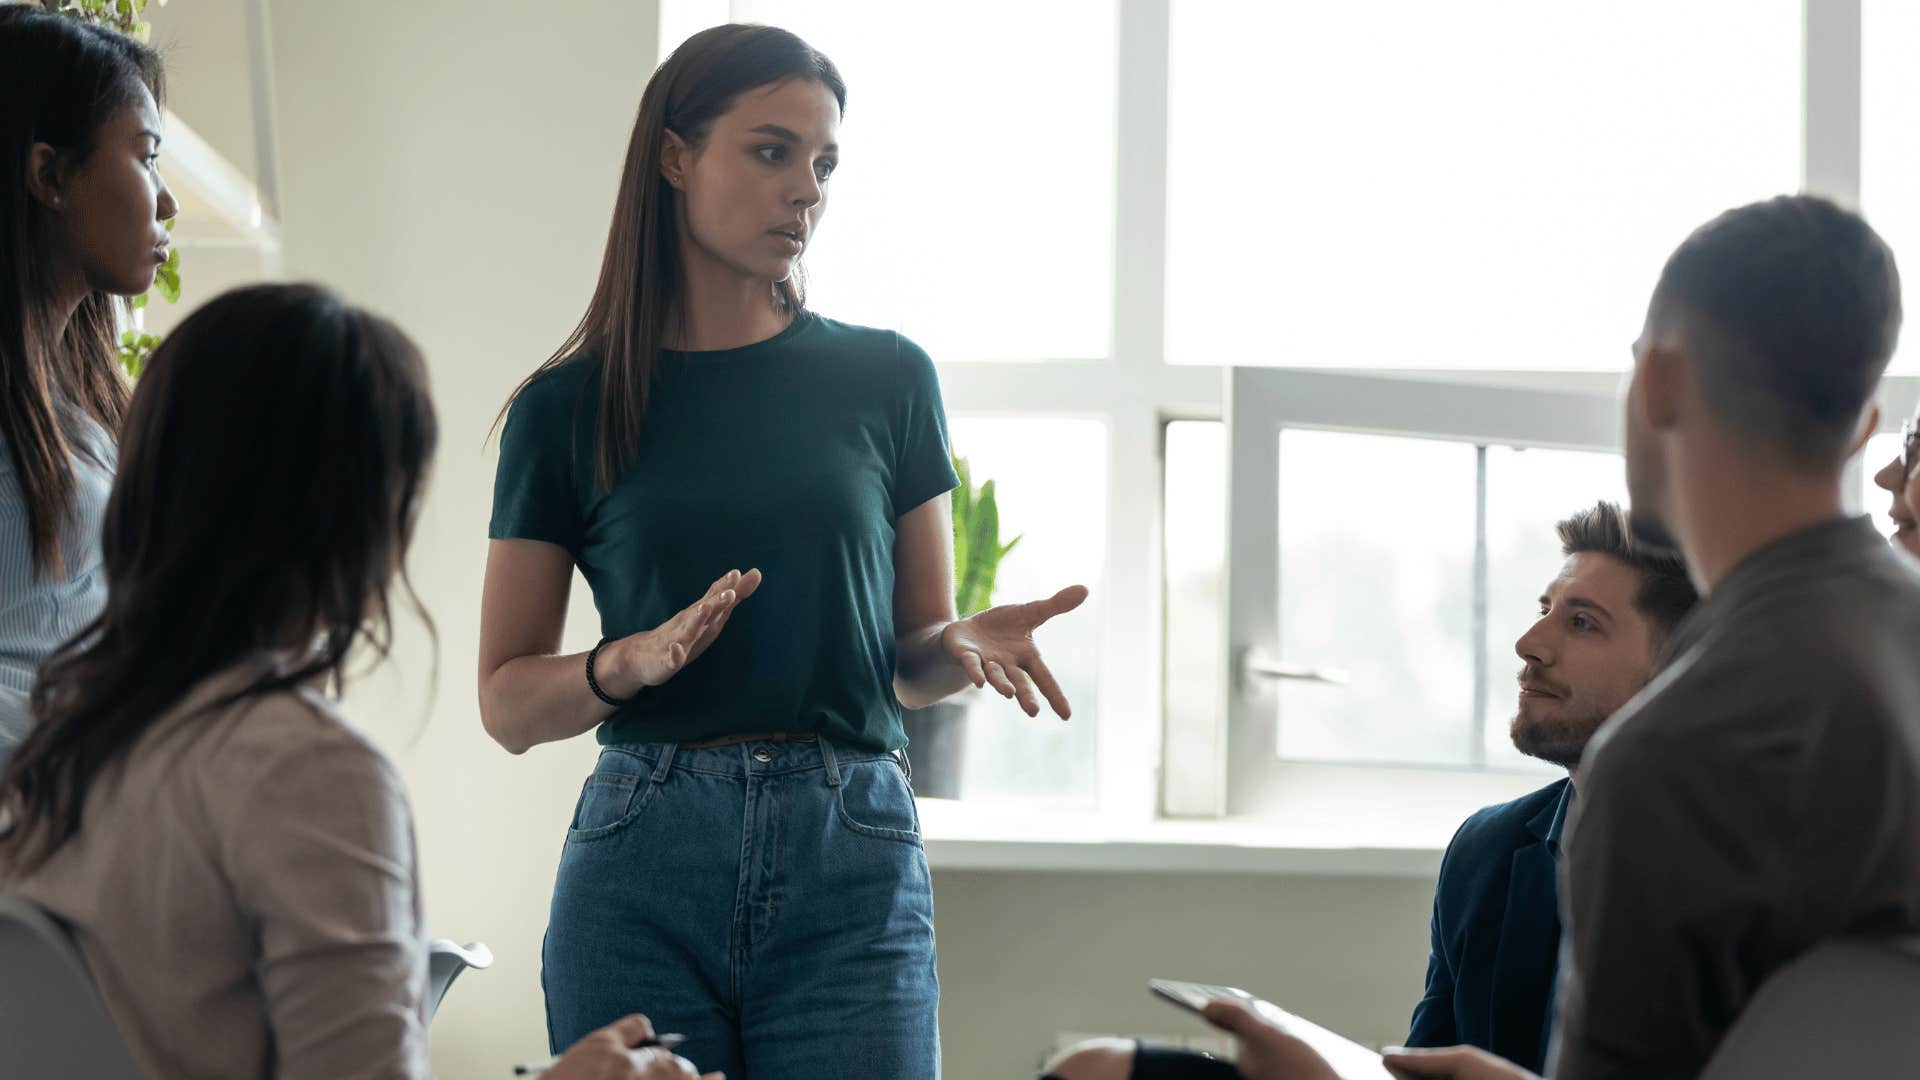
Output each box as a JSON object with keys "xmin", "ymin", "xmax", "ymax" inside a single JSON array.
[
  {"xmin": 663, "ymin": 2, "xmax": 1913, "ymax": 832},
  {"xmin": 1166, "ymin": 1, "xmax": 1801, "ymax": 371}
]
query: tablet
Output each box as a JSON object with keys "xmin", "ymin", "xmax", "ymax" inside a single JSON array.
[{"xmin": 1149, "ymin": 978, "xmax": 1407, "ymax": 1079}]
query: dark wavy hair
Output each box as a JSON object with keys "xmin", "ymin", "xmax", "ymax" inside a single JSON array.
[
  {"xmin": 0, "ymin": 5, "xmax": 164, "ymax": 576},
  {"xmin": 0, "ymin": 284, "xmax": 439, "ymax": 872},
  {"xmin": 499, "ymin": 23, "xmax": 845, "ymax": 491}
]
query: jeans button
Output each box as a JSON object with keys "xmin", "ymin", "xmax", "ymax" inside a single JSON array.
[{"xmin": 752, "ymin": 748, "xmax": 775, "ymax": 763}]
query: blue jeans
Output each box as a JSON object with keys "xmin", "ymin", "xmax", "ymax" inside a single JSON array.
[{"xmin": 542, "ymin": 737, "xmax": 941, "ymax": 1079}]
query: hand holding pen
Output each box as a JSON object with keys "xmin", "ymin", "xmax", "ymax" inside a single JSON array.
[{"xmin": 511, "ymin": 1016, "xmax": 721, "ymax": 1079}]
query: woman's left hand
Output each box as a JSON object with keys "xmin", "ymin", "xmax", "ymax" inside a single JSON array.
[{"xmin": 942, "ymin": 585, "xmax": 1089, "ymax": 718}]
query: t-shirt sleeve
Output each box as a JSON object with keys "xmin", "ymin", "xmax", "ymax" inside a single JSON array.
[
  {"xmin": 489, "ymin": 375, "xmax": 584, "ymax": 555},
  {"xmin": 890, "ymin": 333, "xmax": 960, "ymax": 519},
  {"xmin": 223, "ymin": 717, "xmax": 427, "ymax": 1080}
]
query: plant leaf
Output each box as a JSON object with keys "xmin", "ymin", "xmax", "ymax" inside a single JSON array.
[
  {"xmin": 154, "ymin": 257, "xmax": 181, "ymax": 302},
  {"xmin": 960, "ymin": 481, "xmax": 1001, "ymax": 616}
]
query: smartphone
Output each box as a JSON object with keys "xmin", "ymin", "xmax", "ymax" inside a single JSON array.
[{"xmin": 1148, "ymin": 979, "xmax": 1408, "ymax": 1079}]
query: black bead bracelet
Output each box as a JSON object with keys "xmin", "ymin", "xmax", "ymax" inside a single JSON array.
[{"xmin": 585, "ymin": 637, "xmax": 634, "ymax": 707}]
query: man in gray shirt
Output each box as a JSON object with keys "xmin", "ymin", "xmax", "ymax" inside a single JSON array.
[
  {"xmin": 1389, "ymin": 198, "xmax": 1920, "ymax": 1080},
  {"xmin": 1190, "ymin": 197, "xmax": 1920, "ymax": 1080},
  {"xmin": 1546, "ymin": 195, "xmax": 1920, "ymax": 1079}
]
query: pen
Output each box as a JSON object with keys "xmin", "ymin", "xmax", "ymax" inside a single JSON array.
[{"xmin": 512, "ymin": 1033, "xmax": 686, "ymax": 1075}]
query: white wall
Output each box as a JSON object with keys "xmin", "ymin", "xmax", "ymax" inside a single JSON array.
[{"xmin": 142, "ymin": 3, "xmax": 1442, "ymax": 1076}]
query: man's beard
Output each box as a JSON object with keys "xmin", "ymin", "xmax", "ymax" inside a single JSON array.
[{"xmin": 1510, "ymin": 703, "xmax": 1611, "ymax": 770}]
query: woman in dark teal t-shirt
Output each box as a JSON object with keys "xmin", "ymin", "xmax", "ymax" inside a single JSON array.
[{"xmin": 479, "ymin": 25, "xmax": 1085, "ymax": 1080}]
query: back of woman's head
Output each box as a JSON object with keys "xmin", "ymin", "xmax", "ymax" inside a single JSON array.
[
  {"xmin": 0, "ymin": 6, "xmax": 166, "ymax": 575},
  {"xmin": 0, "ymin": 283, "xmax": 438, "ymax": 871}
]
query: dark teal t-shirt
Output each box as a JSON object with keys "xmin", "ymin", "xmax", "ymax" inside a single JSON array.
[{"xmin": 489, "ymin": 312, "xmax": 959, "ymax": 752}]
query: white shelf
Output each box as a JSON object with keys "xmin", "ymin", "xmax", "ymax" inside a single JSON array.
[
  {"xmin": 918, "ymin": 800, "xmax": 1444, "ymax": 878},
  {"xmin": 163, "ymin": 108, "xmax": 278, "ymax": 253}
]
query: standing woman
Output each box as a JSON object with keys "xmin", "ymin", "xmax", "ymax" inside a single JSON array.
[
  {"xmin": 480, "ymin": 23, "xmax": 1086, "ymax": 1080},
  {"xmin": 0, "ymin": 7, "xmax": 176, "ymax": 767}
]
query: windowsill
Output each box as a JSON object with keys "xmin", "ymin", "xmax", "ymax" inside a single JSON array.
[{"xmin": 918, "ymin": 799, "xmax": 1444, "ymax": 877}]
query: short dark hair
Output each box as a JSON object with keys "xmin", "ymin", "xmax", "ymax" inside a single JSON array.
[
  {"xmin": 1557, "ymin": 501, "xmax": 1699, "ymax": 641},
  {"xmin": 1650, "ymin": 194, "xmax": 1901, "ymax": 467}
]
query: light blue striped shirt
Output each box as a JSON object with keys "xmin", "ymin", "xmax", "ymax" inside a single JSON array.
[{"xmin": 0, "ymin": 410, "xmax": 114, "ymax": 769}]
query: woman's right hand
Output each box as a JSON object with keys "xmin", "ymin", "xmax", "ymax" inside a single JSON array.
[
  {"xmin": 597, "ymin": 569, "xmax": 762, "ymax": 698},
  {"xmin": 545, "ymin": 1014, "xmax": 723, "ymax": 1080}
]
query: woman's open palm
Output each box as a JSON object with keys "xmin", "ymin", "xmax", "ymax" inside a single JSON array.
[
  {"xmin": 614, "ymin": 568, "xmax": 763, "ymax": 689},
  {"xmin": 942, "ymin": 584, "xmax": 1089, "ymax": 718}
]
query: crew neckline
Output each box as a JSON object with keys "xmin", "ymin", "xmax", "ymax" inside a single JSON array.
[{"xmin": 663, "ymin": 310, "xmax": 814, "ymax": 360}]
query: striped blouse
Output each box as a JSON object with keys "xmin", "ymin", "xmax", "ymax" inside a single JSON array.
[{"xmin": 0, "ymin": 410, "xmax": 114, "ymax": 768}]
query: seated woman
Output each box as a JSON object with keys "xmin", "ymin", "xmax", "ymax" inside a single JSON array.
[{"xmin": 0, "ymin": 284, "xmax": 716, "ymax": 1080}]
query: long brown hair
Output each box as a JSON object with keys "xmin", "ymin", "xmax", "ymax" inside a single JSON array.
[
  {"xmin": 500, "ymin": 24, "xmax": 845, "ymax": 491},
  {"xmin": 0, "ymin": 284, "xmax": 439, "ymax": 873},
  {"xmin": 0, "ymin": 7, "xmax": 163, "ymax": 576}
]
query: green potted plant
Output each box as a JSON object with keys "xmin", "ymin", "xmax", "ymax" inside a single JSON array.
[{"xmin": 901, "ymin": 453, "xmax": 1020, "ymax": 799}]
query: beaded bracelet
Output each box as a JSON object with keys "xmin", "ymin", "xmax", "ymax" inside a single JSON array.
[{"xmin": 585, "ymin": 637, "xmax": 633, "ymax": 707}]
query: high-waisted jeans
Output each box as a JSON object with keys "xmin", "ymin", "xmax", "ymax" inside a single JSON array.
[{"xmin": 542, "ymin": 736, "xmax": 940, "ymax": 1079}]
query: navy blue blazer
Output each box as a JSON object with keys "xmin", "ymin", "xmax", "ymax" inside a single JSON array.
[{"xmin": 1405, "ymin": 778, "xmax": 1571, "ymax": 1074}]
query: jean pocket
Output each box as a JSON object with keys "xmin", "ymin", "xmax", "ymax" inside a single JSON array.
[
  {"xmin": 835, "ymin": 758, "xmax": 923, "ymax": 846},
  {"xmin": 565, "ymin": 772, "xmax": 654, "ymax": 843}
]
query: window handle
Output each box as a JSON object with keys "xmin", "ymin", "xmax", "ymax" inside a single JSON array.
[{"xmin": 1240, "ymin": 650, "xmax": 1350, "ymax": 687}]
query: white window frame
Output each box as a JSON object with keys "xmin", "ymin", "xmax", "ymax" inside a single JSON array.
[{"xmin": 658, "ymin": 1, "xmax": 1911, "ymax": 848}]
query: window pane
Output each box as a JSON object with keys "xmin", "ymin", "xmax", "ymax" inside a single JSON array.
[
  {"xmin": 1866, "ymin": 0, "xmax": 1920, "ymax": 371},
  {"xmin": 1481, "ymin": 446, "xmax": 1629, "ymax": 771},
  {"xmin": 1276, "ymin": 431, "xmax": 1477, "ymax": 765},
  {"xmin": 725, "ymin": 0, "xmax": 1117, "ymax": 362},
  {"xmin": 1862, "ymin": 431, "xmax": 1905, "ymax": 535},
  {"xmin": 1163, "ymin": 421, "xmax": 1227, "ymax": 798},
  {"xmin": 1167, "ymin": 1, "xmax": 1801, "ymax": 370},
  {"xmin": 943, "ymin": 417, "xmax": 1106, "ymax": 805}
]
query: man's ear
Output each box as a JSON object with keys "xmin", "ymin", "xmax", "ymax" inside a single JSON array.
[
  {"xmin": 659, "ymin": 129, "xmax": 691, "ymax": 192},
  {"xmin": 1847, "ymin": 401, "xmax": 1882, "ymax": 459},
  {"xmin": 1636, "ymin": 342, "xmax": 1688, "ymax": 433},
  {"xmin": 25, "ymin": 142, "xmax": 69, "ymax": 211}
]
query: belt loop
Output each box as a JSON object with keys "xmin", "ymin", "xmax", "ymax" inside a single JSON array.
[
  {"xmin": 650, "ymin": 743, "xmax": 677, "ymax": 784},
  {"xmin": 895, "ymin": 747, "xmax": 913, "ymax": 783},
  {"xmin": 819, "ymin": 735, "xmax": 843, "ymax": 787}
]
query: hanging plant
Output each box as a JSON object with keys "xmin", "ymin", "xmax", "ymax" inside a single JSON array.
[{"xmin": 43, "ymin": 0, "xmax": 160, "ymax": 41}]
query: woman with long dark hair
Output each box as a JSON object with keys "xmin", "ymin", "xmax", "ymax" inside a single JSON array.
[
  {"xmin": 0, "ymin": 285, "xmax": 713, "ymax": 1080},
  {"xmin": 480, "ymin": 23, "xmax": 1087, "ymax": 1079},
  {"xmin": 0, "ymin": 6, "xmax": 177, "ymax": 767}
]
